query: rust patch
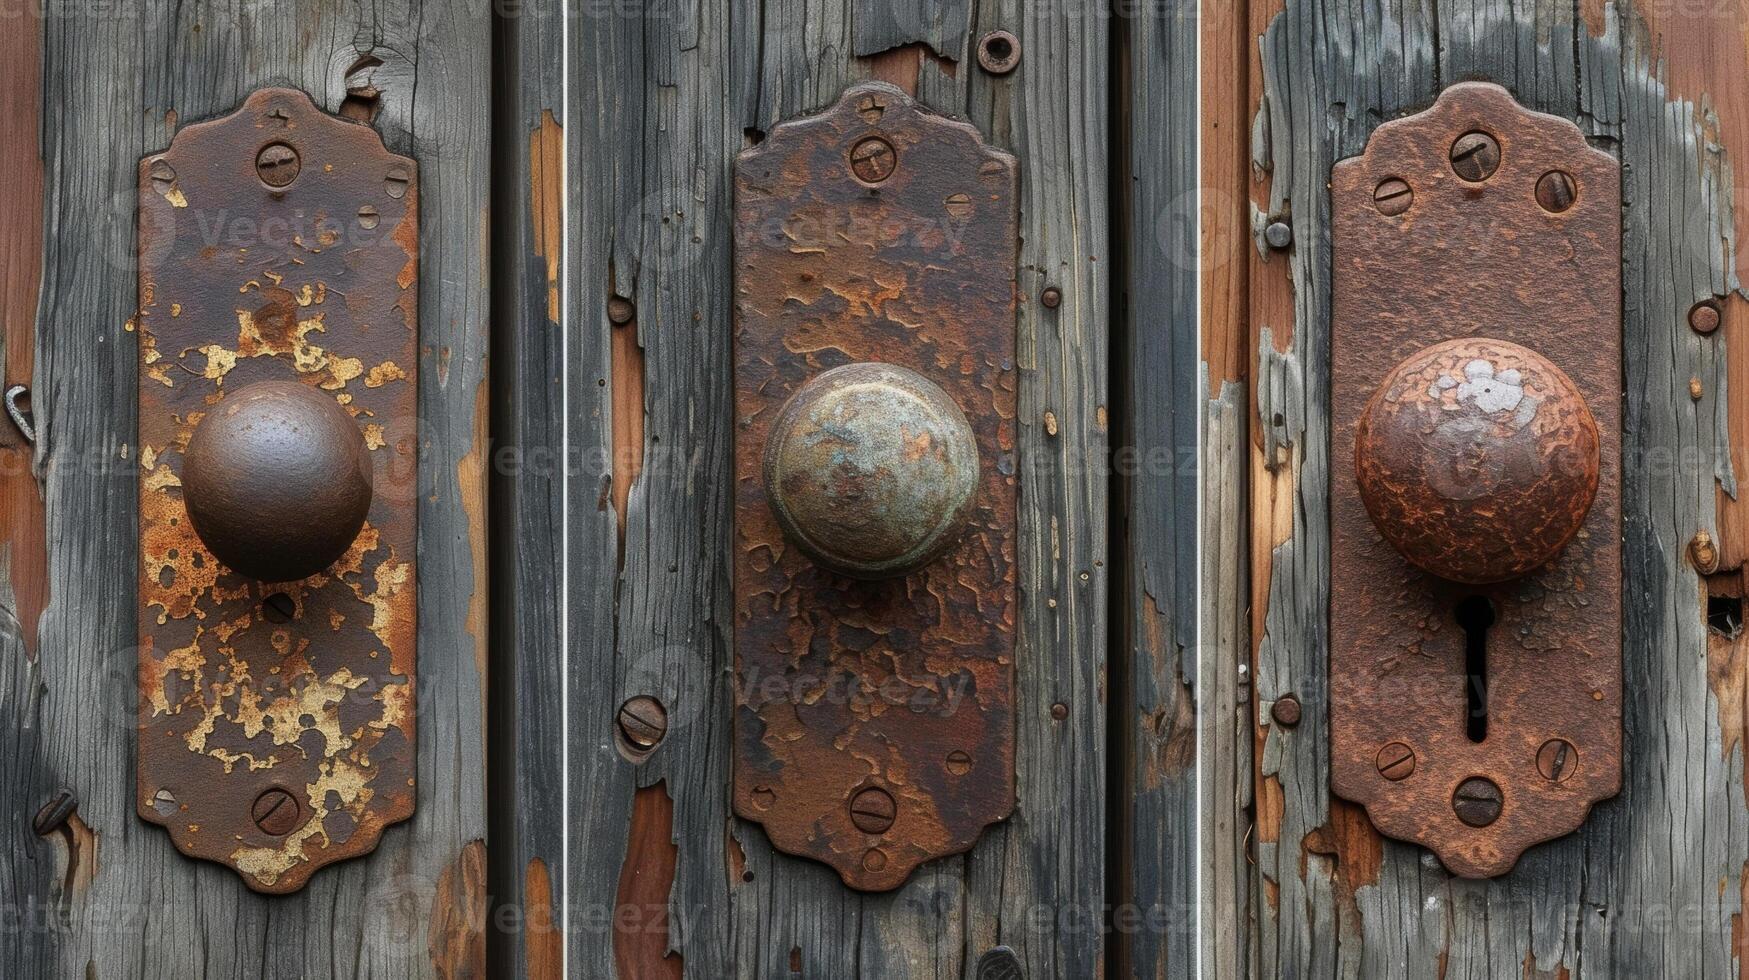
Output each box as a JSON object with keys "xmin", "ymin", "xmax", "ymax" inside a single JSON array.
[
  {"xmin": 430, "ymin": 839, "xmax": 487, "ymax": 979},
  {"xmin": 524, "ymin": 857, "xmax": 563, "ymax": 980},
  {"xmin": 614, "ymin": 783, "xmax": 683, "ymax": 980},
  {"xmin": 530, "ymin": 110, "xmax": 563, "ymax": 325},
  {"xmin": 136, "ymin": 89, "xmax": 418, "ymax": 893},
  {"xmin": 731, "ymin": 82, "xmax": 1018, "ymax": 890},
  {"xmin": 1330, "ymin": 83, "xmax": 1621, "ymax": 877},
  {"xmin": 610, "ymin": 306, "xmax": 645, "ymax": 549}
]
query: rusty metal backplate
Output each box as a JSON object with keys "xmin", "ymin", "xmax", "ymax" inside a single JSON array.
[
  {"xmin": 1329, "ymin": 82, "xmax": 1622, "ymax": 876},
  {"xmin": 136, "ymin": 89, "xmax": 418, "ymax": 893},
  {"xmin": 731, "ymin": 82, "xmax": 1018, "ymax": 890}
]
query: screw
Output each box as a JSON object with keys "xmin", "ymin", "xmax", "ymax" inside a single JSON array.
[
  {"xmin": 616, "ymin": 696, "xmax": 668, "ymax": 751},
  {"xmin": 861, "ymin": 848, "xmax": 888, "ymax": 872},
  {"xmin": 849, "ymin": 787, "xmax": 896, "ymax": 834},
  {"xmin": 946, "ymin": 750, "xmax": 973, "ymax": 775},
  {"xmin": 1040, "ymin": 287, "xmax": 1062, "ymax": 309},
  {"xmin": 1536, "ymin": 170, "xmax": 1577, "ymax": 212},
  {"xmin": 849, "ymin": 137, "xmax": 896, "ymax": 184},
  {"xmin": 1537, "ymin": 738, "xmax": 1578, "ymax": 783},
  {"xmin": 251, "ymin": 787, "xmax": 301, "ymax": 836},
  {"xmin": 1690, "ymin": 299, "xmax": 1723, "ymax": 335},
  {"xmin": 1692, "ymin": 530, "xmax": 1720, "ymax": 575},
  {"xmin": 977, "ymin": 31, "xmax": 1021, "ymax": 75},
  {"xmin": 975, "ymin": 946, "xmax": 1025, "ymax": 980},
  {"xmin": 254, "ymin": 142, "xmax": 301, "ymax": 188},
  {"xmin": 1373, "ymin": 178, "xmax": 1413, "ymax": 216},
  {"xmin": 384, "ymin": 167, "xmax": 410, "ymax": 199},
  {"xmin": 1264, "ymin": 221, "xmax": 1293, "ymax": 249},
  {"xmin": 607, "ymin": 295, "xmax": 636, "ymax": 324},
  {"xmin": 262, "ymin": 591, "xmax": 296, "ymax": 623},
  {"xmin": 1376, "ymin": 741, "xmax": 1416, "ymax": 781},
  {"xmin": 1452, "ymin": 777, "xmax": 1503, "ymax": 827},
  {"xmin": 1270, "ymin": 695, "xmax": 1302, "ymax": 727},
  {"xmin": 148, "ymin": 159, "xmax": 177, "ymax": 194},
  {"xmin": 32, "ymin": 789, "xmax": 76, "ymax": 837},
  {"xmin": 357, "ymin": 205, "xmax": 380, "ymax": 230},
  {"xmin": 1050, "ymin": 702, "xmax": 1068, "ymax": 720},
  {"xmin": 1450, "ymin": 132, "xmax": 1501, "ymax": 182},
  {"xmin": 750, "ymin": 786, "xmax": 776, "ymax": 810}
]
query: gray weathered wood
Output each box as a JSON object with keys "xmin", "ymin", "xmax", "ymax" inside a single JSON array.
[
  {"xmin": 1116, "ymin": 0, "xmax": 1200, "ymax": 976},
  {"xmin": 1246, "ymin": 0, "xmax": 1748, "ymax": 974},
  {"xmin": 3, "ymin": 3, "xmax": 489, "ymax": 976}
]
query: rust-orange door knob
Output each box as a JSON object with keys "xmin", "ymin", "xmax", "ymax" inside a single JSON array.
[
  {"xmin": 1354, "ymin": 338, "xmax": 1600, "ymax": 584},
  {"xmin": 180, "ymin": 379, "xmax": 374, "ymax": 582}
]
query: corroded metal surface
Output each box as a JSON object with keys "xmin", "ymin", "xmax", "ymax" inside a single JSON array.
[
  {"xmin": 732, "ymin": 82, "xmax": 1018, "ymax": 890},
  {"xmin": 1355, "ymin": 338, "xmax": 1600, "ymax": 585},
  {"xmin": 1330, "ymin": 82, "xmax": 1621, "ymax": 877},
  {"xmin": 763, "ymin": 362, "xmax": 980, "ymax": 579},
  {"xmin": 136, "ymin": 89, "xmax": 418, "ymax": 893},
  {"xmin": 182, "ymin": 379, "xmax": 375, "ymax": 583}
]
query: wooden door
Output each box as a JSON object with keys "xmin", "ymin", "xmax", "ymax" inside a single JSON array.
[
  {"xmin": 1205, "ymin": 1, "xmax": 1749, "ymax": 975},
  {"xmin": 0, "ymin": 2, "xmax": 1195, "ymax": 978}
]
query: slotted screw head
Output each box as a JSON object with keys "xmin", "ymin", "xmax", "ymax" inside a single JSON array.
[
  {"xmin": 1536, "ymin": 738, "xmax": 1577, "ymax": 783},
  {"xmin": 849, "ymin": 137, "xmax": 896, "ymax": 184},
  {"xmin": 1374, "ymin": 178, "xmax": 1413, "ymax": 216},
  {"xmin": 1452, "ymin": 777, "xmax": 1503, "ymax": 827},
  {"xmin": 252, "ymin": 787, "xmax": 301, "ymax": 836},
  {"xmin": 849, "ymin": 787, "xmax": 896, "ymax": 834},
  {"xmin": 255, "ymin": 142, "xmax": 301, "ymax": 187},
  {"xmin": 617, "ymin": 696, "xmax": 669, "ymax": 750},
  {"xmin": 1535, "ymin": 170, "xmax": 1577, "ymax": 212},
  {"xmin": 1376, "ymin": 741, "xmax": 1416, "ymax": 781},
  {"xmin": 1450, "ymin": 131, "xmax": 1501, "ymax": 182}
]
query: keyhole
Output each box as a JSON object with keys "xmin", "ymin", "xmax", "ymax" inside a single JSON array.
[{"xmin": 1455, "ymin": 596, "xmax": 1494, "ymax": 742}]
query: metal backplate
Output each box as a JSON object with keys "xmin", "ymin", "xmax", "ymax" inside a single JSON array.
[
  {"xmin": 1329, "ymin": 82, "xmax": 1622, "ymax": 876},
  {"xmin": 136, "ymin": 89, "xmax": 418, "ymax": 893},
  {"xmin": 731, "ymin": 82, "xmax": 1018, "ymax": 890}
]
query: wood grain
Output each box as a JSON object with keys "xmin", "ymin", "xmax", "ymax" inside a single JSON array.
[
  {"xmin": 4, "ymin": 3, "xmax": 488, "ymax": 975},
  {"xmin": 1230, "ymin": 0, "xmax": 1749, "ymax": 973}
]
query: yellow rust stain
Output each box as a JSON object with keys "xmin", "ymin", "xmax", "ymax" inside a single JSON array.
[
  {"xmin": 430, "ymin": 840, "xmax": 488, "ymax": 979},
  {"xmin": 364, "ymin": 360, "xmax": 407, "ymax": 388},
  {"xmin": 229, "ymin": 754, "xmax": 376, "ymax": 886},
  {"xmin": 530, "ymin": 110, "xmax": 563, "ymax": 324},
  {"xmin": 363, "ymin": 423, "xmax": 386, "ymax": 450}
]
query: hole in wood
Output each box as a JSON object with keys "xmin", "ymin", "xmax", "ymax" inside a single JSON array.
[
  {"xmin": 1455, "ymin": 595, "xmax": 1495, "ymax": 743},
  {"xmin": 1709, "ymin": 593, "xmax": 1744, "ymax": 639}
]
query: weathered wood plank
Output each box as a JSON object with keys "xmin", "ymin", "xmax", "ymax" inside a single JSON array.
[
  {"xmin": 1242, "ymin": 0, "xmax": 1749, "ymax": 974},
  {"xmin": 4, "ymin": 4, "xmax": 489, "ymax": 976},
  {"xmin": 1115, "ymin": 0, "xmax": 1199, "ymax": 976}
]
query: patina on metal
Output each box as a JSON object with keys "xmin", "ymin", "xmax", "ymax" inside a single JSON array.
[
  {"xmin": 1355, "ymin": 338, "xmax": 1600, "ymax": 585},
  {"xmin": 1330, "ymin": 82, "xmax": 1621, "ymax": 878},
  {"xmin": 763, "ymin": 362, "xmax": 979, "ymax": 580},
  {"xmin": 732, "ymin": 81, "xmax": 1018, "ymax": 891},
  {"xmin": 136, "ymin": 88, "xmax": 418, "ymax": 894},
  {"xmin": 182, "ymin": 379, "xmax": 375, "ymax": 582}
]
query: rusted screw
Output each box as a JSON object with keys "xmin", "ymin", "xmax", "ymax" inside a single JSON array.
[
  {"xmin": 616, "ymin": 695, "xmax": 669, "ymax": 751},
  {"xmin": 1535, "ymin": 170, "xmax": 1577, "ymax": 213},
  {"xmin": 849, "ymin": 137, "xmax": 897, "ymax": 184},
  {"xmin": 262, "ymin": 591, "xmax": 296, "ymax": 624},
  {"xmin": 357, "ymin": 205, "xmax": 381, "ymax": 230},
  {"xmin": 384, "ymin": 167, "xmax": 410, "ymax": 199},
  {"xmin": 607, "ymin": 295, "xmax": 636, "ymax": 325},
  {"xmin": 251, "ymin": 787, "xmax": 301, "ymax": 836},
  {"xmin": 254, "ymin": 142, "xmax": 301, "ymax": 188},
  {"xmin": 1690, "ymin": 299, "xmax": 1723, "ymax": 335},
  {"xmin": 1373, "ymin": 178, "xmax": 1413, "ymax": 216},
  {"xmin": 148, "ymin": 159, "xmax": 177, "ymax": 194},
  {"xmin": 1050, "ymin": 702, "xmax": 1068, "ymax": 720},
  {"xmin": 1452, "ymin": 777, "xmax": 1504, "ymax": 827},
  {"xmin": 849, "ymin": 787, "xmax": 896, "ymax": 834},
  {"xmin": 1449, "ymin": 132, "xmax": 1501, "ymax": 182},
  {"xmin": 750, "ymin": 786, "xmax": 776, "ymax": 810},
  {"xmin": 945, "ymin": 750, "xmax": 973, "ymax": 775},
  {"xmin": 1270, "ymin": 695, "xmax": 1302, "ymax": 727},
  {"xmin": 1536, "ymin": 738, "xmax": 1578, "ymax": 783},
  {"xmin": 1040, "ymin": 287, "xmax": 1062, "ymax": 309},
  {"xmin": 1692, "ymin": 530, "xmax": 1720, "ymax": 575},
  {"xmin": 1376, "ymin": 741, "xmax": 1416, "ymax": 781},
  {"xmin": 977, "ymin": 31, "xmax": 1021, "ymax": 75},
  {"xmin": 32, "ymin": 789, "xmax": 77, "ymax": 837},
  {"xmin": 1264, "ymin": 221, "xmax": 1293, "ymax": 249}
]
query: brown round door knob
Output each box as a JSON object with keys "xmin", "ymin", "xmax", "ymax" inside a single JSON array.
[
  {"xmin": 1355, "ymin": 337, "xmax": 1600, "ymax": 584},
  {"xmin": 763, "ymin": 362, "xmax": 979, "ymax": 579},
  {"xmin": 181, "ymin": 379, "xmax": 374, "ymax": 583}
]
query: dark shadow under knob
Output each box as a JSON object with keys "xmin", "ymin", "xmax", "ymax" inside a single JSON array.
[
  {"xmin": 1355, "ymin": 337, "xmax": 1599, "ymax": 585},
  {"xmin": 763, "ymin": 362, "xmax": 979, "ymax": 580},
  {"xmin": 182, "ymin": 379, "xmax": 374, "ymax": 582}
]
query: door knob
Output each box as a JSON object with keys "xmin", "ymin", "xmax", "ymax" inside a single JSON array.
[
  {"xmin": 1354, "ymin": 337, "xmax": 1600, "ymax": 584},
  {"xmin": 181, "ymin": 379, "xmax": 374, "ymax": 582},
  {"xmin": 763, "ymin": 362, "xmax": 979, "ymax": 580}
]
